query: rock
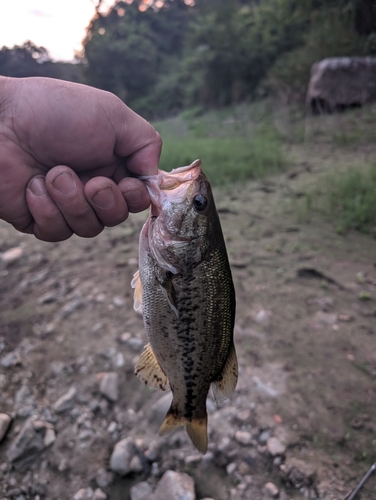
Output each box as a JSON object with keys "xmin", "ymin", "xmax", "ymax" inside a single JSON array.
[
  {"xmin": 280, "ymin": 457, "xmax": 316, "ymax": 489},
  {"xmin": 113, "ymin": 297, "xmax": 126, "ymax": 307},
  {"xmin": 109, "ymin": 437, "xmax": 136, "ymax": 475},
  {"xmin": 107, "ymin": 421, "xmax": 118, "ymax": 434},
  {"xmin": 235, "ymin": 430, "xmax": 252, "ymax": 446},
  {"xmin": 59, "ymin": 299, "xmax": 84, "ymax": 318},
  {"xmin": 130, "ymin": 454, "xmax": 144, "ymax": 473},
  {"xmin": 95, "ymin": 468, "xmax": 114, "ymax": 489},
  {"xmin": 130, "ymin": 481, "xmax": 153, "ymax": 500},
  {"xmin": 127, "ymin": 337, "xmax": 144, "ymax": 352},
  {"xmin": 1, "ymin": 350, "xmax": 21, "ymax": 368},
  {"xmin": 307, "ymin": 57, "xmax": 376, "ymax": 113},
  {"xmin": 263, "ymin": 482, "xmax": 279, "ymax": 498},
  {"xmin": 44, "ymin": 427, "xmax": 56, "ymax": 447},
  {"xmin": 226, "ymin": 462, "xmax": 237, "ymax": 475},
  {"xmin": 266, "ymin": 436, "xmax": 286, "ymax": 456},
  {"xmin": 259, "ymin": 429, "xmax": 271, "ymax": 444},
  {"xmin": 6, "ymin": 419, "xmax": 53, "ymax": 470},
  {"xmin": 99, "ymin": 372, "xmax": 119, "ymax": 402},
  {"xmin": 114, "ymin": 352, "xmax": 125, "ymax": 368},
  {"xmin": 73, "ymin": 488, "xmax": 94, "ymax": 500},
  {"xmin": 92, "ymin": 489, "xmax": 108, "ymax": 500},
  {"xmin": 53, "ymin": 387, "xmax": 77, "ymax": 413},
  {"xmin": 15, "ymin": 385, "xmax": 32, "ymax": 405},
  {"xmin": 153, "ymin": 470, "xmax": 196, "ymax": 500},
  {"xmin": 0, "ymin": 413, "xmax": 12, "ymax": 442},
  {"xmin": 144, "ymin": 440, "xmax": 161, "ymax": 462},
  {"xmin": 1, "ymin": 247, "xmax": 23, "ymax": 266}
]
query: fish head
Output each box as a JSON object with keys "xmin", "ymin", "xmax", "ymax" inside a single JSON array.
[{"xmin": 142, "ymin": 160, "xmax": 218, "ymax": 273}]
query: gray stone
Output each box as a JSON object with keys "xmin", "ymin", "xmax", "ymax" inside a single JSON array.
[
  {"xmin": 0, "ymin": 413, "xmax": 12, "ymax": 443},
  {"xmin": 6, "ymin": 419, "xmax": 52, "ymax": 469},
  {"xmin": 307, "ymin": 57, "xmax": 376, "ymax": 113},
  {"xmin": 92, "ymin": 489, "xmax": 108, "ymax": 500},
  {"xmin": 263, "ymin": 482, "xmax": 279, "ymax": 498},
  {"xmin": 127, "ymin": 337, "xmax": 144, "ymax": 352},
  {"xmin": 1, "ymin": 350, "xmax": 21, "ymax": 368},
  {"xmin": 1, "ymin": 247, "xmax": 23, "ymax": 266},
  {"xmin": 235, "ymin": 430, "xmax": 252, "ymax": 445},
  {"xmin": 130, "ymin": 454, "xmax": 144, "ymax": 473},
  {"xmin": 109, "ymin": 437, "xmax": 136, "ymax": 475},
  {"xmin": 15, "ymin": 385, "xmax": 32, "ymax": 405},
  {"xmin": 96, "ymin": 468, "xmax": 114, "ymax": 489},
  {"xmin": 130, "ymin": 481, "xmax": 153, "ymax": 500},
  {"xmin": 99, "ymin": 373, "xmax": 119, "ymax": 402},
  {"xmin": 53, "ymin": 387, "xmax": 77, "ymax": 413},
  {"xmin": 153, "ymin": 470, "xmax": 195, "ymax": 500},
  {"xmin": 73, "ymin": 488, "xmax": 94, "ymax": 500},
  {"xmin": 59, "ymin": 299, "xmax": 84, "ymax": 318},
  {"xmin": 280, "ymin": 457, "xmax": 316, "ymax": 489},
  {"xmin": 266, "ymin": 436, "xmax": 286, "ymax": 456},
  {"xmin": 259, "ymin": 429, "xmax": 271, "ymax": 444}
]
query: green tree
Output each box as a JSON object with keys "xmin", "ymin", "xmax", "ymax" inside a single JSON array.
[{"xmin": 83, "ymin": 0, "xmax": 192, "ymax": 115}]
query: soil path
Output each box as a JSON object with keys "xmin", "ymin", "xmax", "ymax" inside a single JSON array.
[{"xmin": 1, "ymin": 147, "xmax": 376, "ymax": 499}]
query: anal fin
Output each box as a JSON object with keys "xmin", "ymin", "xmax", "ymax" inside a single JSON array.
[
  {"xmin": 212, "ymin": 343, "xmax": 238, "ymax": 403},
  {"xmin": 135, "ymin": 343, "xmax": 169, "ymax": 391}
]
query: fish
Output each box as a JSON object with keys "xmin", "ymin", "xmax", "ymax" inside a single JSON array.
[{"xmin": 131, "ymin": 159, "xmax": 237, "ymax": 453}]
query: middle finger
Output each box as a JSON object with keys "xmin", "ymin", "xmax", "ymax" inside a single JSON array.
[{"xmin": 46, "ymin": 166, "xmax": 104, "ymax": 238}]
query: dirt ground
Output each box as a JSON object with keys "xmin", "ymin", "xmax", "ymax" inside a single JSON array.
[{"xmin": 0, "ymin": 140, "xmax": 376, "ymax": 499}]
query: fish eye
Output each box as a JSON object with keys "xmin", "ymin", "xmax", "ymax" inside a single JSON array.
[{"xmin": 193, "ymin": 194, "xmax": 208, "ymax": 212}]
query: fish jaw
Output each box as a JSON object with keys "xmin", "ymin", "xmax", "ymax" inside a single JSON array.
[{"xmin": 141, "ymin": 159, "xmax": 203, "ymax": 215}]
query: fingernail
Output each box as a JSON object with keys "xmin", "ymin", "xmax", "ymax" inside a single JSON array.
[
  {"xmin": 52, "ymin": 172, "xmax": 77, "ymax": 196},
  {"xmin": 28, "ymin": 177, "xmax": 47, "ymax": 196},
  {"xmin": 92, "ymin": 187, "xmax": 115, "ymax": 209},
  {"xmin": 126, "ymin": 189, "xmax": 142, "ymax": 206}
]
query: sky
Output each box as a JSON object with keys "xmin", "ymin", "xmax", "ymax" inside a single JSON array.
[{"xmin": 0, "ymin": 0, "xmax": 117, "ymax": 61}]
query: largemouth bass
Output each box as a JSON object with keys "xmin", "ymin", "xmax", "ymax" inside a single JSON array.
[{"xmin": 131, "ymin": 159, "xmax": 237, "ymax": 453}]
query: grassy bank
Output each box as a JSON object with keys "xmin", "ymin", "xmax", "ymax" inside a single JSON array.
[
  {"xmin": 154, "ymin": 101, "xmax": 376, "ymax": 236},
  {"xmin": 153, "ymin": 104, "xmax": 287, "ymax": 185}
]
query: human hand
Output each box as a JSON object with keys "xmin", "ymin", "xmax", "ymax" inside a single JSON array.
[{"xmin": 0, "ymin": 76, "xmax": 162, "ymax": 241}]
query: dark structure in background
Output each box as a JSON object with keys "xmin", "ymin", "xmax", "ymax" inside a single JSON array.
[{"xmin": 306, "ymin": 57, "xmax": 376, "ymax": 114}]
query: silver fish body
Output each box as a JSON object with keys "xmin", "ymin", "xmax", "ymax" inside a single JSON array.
[{"xmin": 132, "ymin": 159, "xmax": 237, "ymax": 453}]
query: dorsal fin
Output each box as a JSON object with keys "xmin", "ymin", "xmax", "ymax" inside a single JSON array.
[
  {"xmin": 211, "ymin": 343, "xmax": 238, "ymax": 403},
  {"xmin": 135, "ymin": 343, "xmax": 169, "ymax": 391}
]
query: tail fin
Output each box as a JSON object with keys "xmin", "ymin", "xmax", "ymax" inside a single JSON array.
[{"xmin": 159, "ymin": 410, "xmax": 208, "ymax": 454}]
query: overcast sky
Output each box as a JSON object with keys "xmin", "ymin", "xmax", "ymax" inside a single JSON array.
[{"xmin": 0, "ymin": 0, "xmax": 116, "ymax": 61}]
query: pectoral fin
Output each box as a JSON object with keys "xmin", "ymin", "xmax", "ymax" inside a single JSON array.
[
  {"xmin": 212, "ymin": 343, "xmax": 238, "ymax": 403},
  {"xmin": 135, "ymin": 343, "xmax": 169, "ymax": 391},
  {"xmin": 131, "ymin": 270, "xmax": 143, "ymax": 314},
  {"xmin": 158, "ymin": 279, "xmax": 179, "ymax": 319}
]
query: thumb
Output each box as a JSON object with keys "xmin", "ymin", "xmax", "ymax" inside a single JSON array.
[{"xmin": 111, "ymin": 102, "xmax": 162, "ymax": 176}]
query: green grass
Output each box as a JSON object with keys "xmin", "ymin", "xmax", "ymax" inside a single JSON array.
[
  {"xmin": 153, "ymin": 103, "xmax": 287, "ymax": 185},
  {"xmin": 309, "ymin": 164, "xmax": 376, "ymax": 237}
]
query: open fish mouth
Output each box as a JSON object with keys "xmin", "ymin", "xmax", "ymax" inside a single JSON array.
[{"xmin": 140, "ymin": 159, "xmax": 203, "ymax": 217}]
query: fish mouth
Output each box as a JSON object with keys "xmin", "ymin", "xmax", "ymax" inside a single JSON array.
[{"xmin": 141, "ymin": 159, "xmax": 203, "ymax": 216}]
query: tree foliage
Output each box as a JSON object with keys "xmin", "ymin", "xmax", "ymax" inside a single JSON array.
[
  {"xmin": 2, "ymin": 1, "xmax": 375, "ymax": 116},
  {"xmin": 0, "ymin": 41, "xmax": 83, "ymax": 82}
]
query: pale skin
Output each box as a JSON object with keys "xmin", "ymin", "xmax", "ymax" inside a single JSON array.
[{"xmin": 0, "ymin": 76, "xmax": 162, "ymax": 242}]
